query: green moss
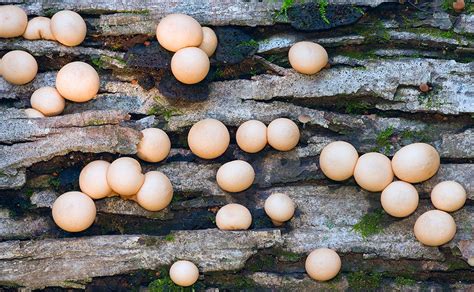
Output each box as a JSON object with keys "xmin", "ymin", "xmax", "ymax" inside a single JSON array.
[
  {"xmin": 238, "ymin": 39, "xmax": 259, "ymax": 48},
  {"xmin": 24, "ymin": 189, "xmax": 34, "ymax": 197},
  {"xmin": 400, "ymin": 130, "xmax": 430, "ymax": 143},
  {"xmin": 86, "ymin": 119, "xmax": 107, "ymax": 126},
  {"xmin": 278, "ymin": 250, "xmax": 302, "ymax": 262},
  {"xmin": 44, "ymin": 8, "xmax": 61, "ymax": 17},
  {"xmin": 164, "ymin": 234, "xmax": 175, "ymax": 242},
  {"xmin": 273, "ymin": 0, "xmax": 297, "ymax": 21},
  {"xmin": 318, "ymin": 0, "xmax": 330, "ymax": 24},
  {"xmin": 348, "ymin": 271, "xmax": 383, "ymax": 290},
  {"xmin": 234, "ymin": 277, "xmax": 256, "ymax": 289},
  {"xmin": 248, "ymin": 255, "xmax": 275, "ymax": 272},
  {"xmin": 147, "ymin": 104, "xmax": 183, "ymax": 121},
  {"xmin": 447, "ymin": 259, "xmax": 469, "ymax": 271},
  {"xmin": 345, "ymin": 100, "xmax": 371, "ymax": 114},
  {"xmin": 373, "ymin": 126, "xmax": 394, "ymax": 155},
  {"xmin": 395, "ymin": 276, "xmax": 416, "ymax": 286},
  {"xmin": 48, "ymin": 177, "xmax": 61, "ymax": 190},
  {"xmin": 354, "ymin": 20, "xmax": 390, "ymax": 42},
  {"xmin": 207, "ymin": 214, "xmax": 216, "ymax": 225},
  {"xmin": 91, "ymin": 57, "xmax": 106, "ymax": 69},
  {"xmin": 352, "ymin": 209, "xmax": 385, "ymax": 238},
  {"xmin": 119, "ymin": 9, "xmax": 150, "ymax": 14},
  {"xmin": 148, "ymin": 268, "xmax": 197, "ymax": 292}
]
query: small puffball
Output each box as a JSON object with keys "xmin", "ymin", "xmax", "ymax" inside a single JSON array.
[
  {"xmin": 137, "ymin": 128, "xmax": 171, "ymax": 163},
  {"xmin": 136, "ymin": 171, "xmax": 173, "ymax": 211},
  {"xmin": 264, "ymin": 193, "xmax": 295, "ymax": 224},
  {"xmin": 267, "ymin": 118, "xmax": 300, "ymax": 151},
  {"xmin": 319, "ymin": 141, "xmax": 359, "ymax": 181},
  {"xmin": 79, "ymin": 160, "xmax": 113, "ymax": 199},
  {"xmin": 50, "ymin": 10, "xmax": 87, "ymax": 46},
  {"xmin": 236, "ymin": 120, "xmax": 267, "ymax": 153},
  {"xmin": 106, "ymin": 157, "xmax": 145, "ymax": 197},
  {"xmin": 198, "ymin": 27, "xmax": 218, "ymax": 57},
  {"xmin": 171, "ymin": 47, "xmax": 210, "ymax": 84},
  {"xmin": 52, "ymin": 191, "xmax": 96, "ymax": 232},
  {"xmin": 0, "ymin": 5, "xmax": 27, "ymax": 38},
  {"xmin": 30, "ymin": 86, "xmax": 65, "ymax": 116},
  {"xmin": 23, "ymin": 17, "xmax": 56, "ymax": 40},
  {"xmin": 431, "ymin": 181, "xmax": 467, "ymax": 212},
  {"xmin": 381, "ymin": 181, "xmax": 419, "ymax": 217},
  {"xmin": 216, "ymin": 203, "xmax": 252, "ymax": 231},
  {"xmin": 305, "ymin": 248, "xmax": 341, "ymax": 281},
  {"xmin": 156, "ymin": 13, "xmax": 203, "ymax": 52},
  {"xmin": 169, "ymin": 260, "xmax": 200, "ymax": 287},
  {"xmin": 288, "ymin": 41, "xmax": 328, "ymax": 75},
  {"xmin": 56, "ymin": 61, "xmax": 100, "ymax": 102},
  {"xmin": 216, "ymin": 160, "xmax": 255, "ymax": 193},
  {"xmin": 414, "ymin": 210, "xmax": 456, "ymax": 246},
  {"xmin": 188, "ymin": 118, "xmax": 230, "ymax": 159},
  {"xmin": 353, "ymin": 152, "xmax": 393, "ymax": 192},
  {"xmin": 1, "ymin": 50, "xmax": 38, "ymax": 85},
  {"xmin": 24, "ymin": 108, "xmax": 44, "ymax": 118},
  {"xmin": 392, "ymin": 143, "xmax": 440, "ymax": 183}
]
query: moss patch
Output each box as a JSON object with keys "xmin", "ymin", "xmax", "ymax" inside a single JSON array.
[
  {"xmin": 373, "ymin": 126, "xmax": 394, "ymax": 155},
  {"xmin": 395, "ymin": 276, "xmax": 416, "ymax": 286},
  {"xmin": 348, "ymin": 271, "xmax": 383, "ymax": 290},
  {"xmin": 148, "ymin": 268, "xmax": 201, "ymax": 292},
  {"xmin": 352, "ymin": 209, "xmax": 385, "ymax": 238}
]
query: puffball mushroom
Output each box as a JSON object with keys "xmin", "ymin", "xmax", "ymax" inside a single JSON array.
[
  {"xmin": 319, "ymin": 141, "xmax": 359, "ymax": 181},
  {"xmin": 23, "ymin": 17, "xmax": 56, "ymax": 40},
  {"xmin": 169, "ymin": 260, "xmax": 200, "ymax": 287},
  {"xmin": 136, "ymin": 171, "xmax": 173, "ymax": 211},
  {"xmin": 56, "ymin": 61, "xmax": 100, "ymax": 102},
  {"xmin": 1, "ymin": 50, "xmax": 38, "ymax": 85},
  {"xmin": 381, "ymin": 181, "xmax": 419, "ymax": 217},
  {"xmin": 236, "ymin": 120, "xmax": 267, "ymax": 153},
  {"xmin": 216, "ymin": 160, "xmax": 255, "ymax": 193},
  {"xmin": 264, "ymin": 193, "xmax": 295, "ymax": 225},
  {"xmin": 267, "ymin": 118, "xmax": 300, "ymax": 151},
  {"xmin": 288, "ymin": 41, "xmax": 328, "ymax": 75},
  {"xmin": 431, "ymin": 181, "xmax": 467, "ymax": 212},
  {"xmin": 0, "ymin": 5, "xmax": 27, "ymax": 38},
  {"xmin": 79, "ymin": 160, "xmax": 113, "ymax": 199},
  {"xmin": 50, "ymin": 10, "xmax": 87, "ymax": 46},
  {"xmin": 392, "ymin": 143, "xmax": 440, "ymax": 183},
  {"xmin": 24, "ymin": 108, "xmax": 44, "ymax": 118},
  {"xmin": 156, "ymin": 13, "xmax": 203, "ymax": 52},
  {"xmin": 198, "ymin": 27, "xmax": 218, "ymax": 57},
  {"xmin": 30, "ymin": 87, "xmax": 65, "ymax": 116},
  {"xmin": 305, "ymin": 248, "xmax": 341, "ymax": 281},
  {"xmin": 188, "ymin": 118, "xmax": 230, "ymax": 159},
  {"xmin": 137, "ymin": 128, "xmax": 171, "ymax": 163},
  {"xmin": 52, "ymin": 191, "xmax": 96, "ymax": 232},
  {"xmin": 106, "ymin": 157, "xmax": 145, "ymax": 197},
  {"xmin": 216, "ymin": 203, "xmax": 252, "ymax": 230},
  {"xmin": 414, "ymin": 210, "xmax": 456, "ymax": 246},
  {"xmin": 353, "ymin": 152, "xmax": 394, "ymax": 192},
  {"xmin": 171, "ymin": 47, "xmax": 210, "ymax": 84}
]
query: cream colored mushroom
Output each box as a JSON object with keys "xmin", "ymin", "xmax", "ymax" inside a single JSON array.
[{"xmin": 23, "ymin": 17, "xmax": 56, "ymax": 40}]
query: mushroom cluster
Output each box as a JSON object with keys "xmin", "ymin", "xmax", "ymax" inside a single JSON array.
[
  {"xmin": 319, "ymin": 140, "xmax": 467, "ymax": 248},
  {"xmin": 156, "ymin": 14, "xmax": 218, "ymax": 84},
  {"xmin": 0, "ymin": 5, "xmax": 86, "ymax": 46}
]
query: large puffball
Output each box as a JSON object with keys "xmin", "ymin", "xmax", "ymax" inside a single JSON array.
[
  {"xmin": 288, "ymin": 41, "xmax": 328, "ymax": 75},
  {"xmin": 216, "ymin": 203, "xmax": 252, "ymax": 231},
  {"xmin": 391, "ymin": 143, "xmax": 440, "ymax": 183},
  {"xmin": 137, "ymin": 128, "xmax": 171, "ymax": 163},
  {"xmin": 188, "ymin": 118, "xmax": 230, "ymax": 159},
  {"xmin": 156, "ymin": 14, "xmax": 203, "ymax": 52},
  {"xmin": 106, "ymin": 157, "xmax": 145, "ymax": 197},
  {"xmin": 79, "ymin": 160, "xmax": 113, "ymax": 199},
  {"xmin": 198, "ymin": 27, "xmax": 218, "ymax": 57},
  {"xmin": 171, "ymin": 47, "xmax": 210, "ymax": 84},
  {"xmin": 0, "ymin": 5, "xmax": 27, "ymax": 38},
  {"xmin": 50, "ymin": 10, "xmax": 87, "ymax": 46},
  {"xmin": 23, "ymin": 17, "xmax": 56, "ymax": 40},
  {"xmin": 267, "ymin": 118, "xmax": 300, "ymax": 151},
  {"xmin": 353, "ymin": 152, "xmax": 393, "ymax": 192},
  {"xmin": 319, "ymin": 141, "xmax": 358, "ymax": 181},
  {"xmin": 24, "ymin": 108, "xmax": 44, "ymax": 118},
  {"xmin": 305, "ymin": 248, "xmax": 341, "ymax": 281},
  {"xmin": 431, "ymin": 181, "xmax": 467, "ymax": 212},
  {"xmin": 136, "ymin": 171, "xmax": 173, "ymax": 211},
  {"xmin": 30, "ymin": 86, "xmax": 65, "ymax": 116},
  {"xmin": 414, "ymin": 210, "xmax": 456, "ymax": 246},
  {"xmin": 381, "ymin": 181, "xmax": 418, "ymax": 217},
  {"xmin": 216, "ymin": 160, "xmax": 255, "ymax": 193},
  {"xmin": 1, "ymin": 50, "xmax": 38, "ymax": 85},
  {"xmin": 169, "ymin": 260, "xmax": 199, "ymax": 287},
  {"xmin": 52, "ymin": 191, "xmax": 96, "ymax": 232},
  {"xmin": 236, "ymin": 120, "xmax": 267, "ymax": 153},
  {"xmin": 264, "ymin": 193, "xmax": 295, "ymax": 224},
  {"xmin": 56, "ymin": 61, "xmax": 100, "ymax": 102}
]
